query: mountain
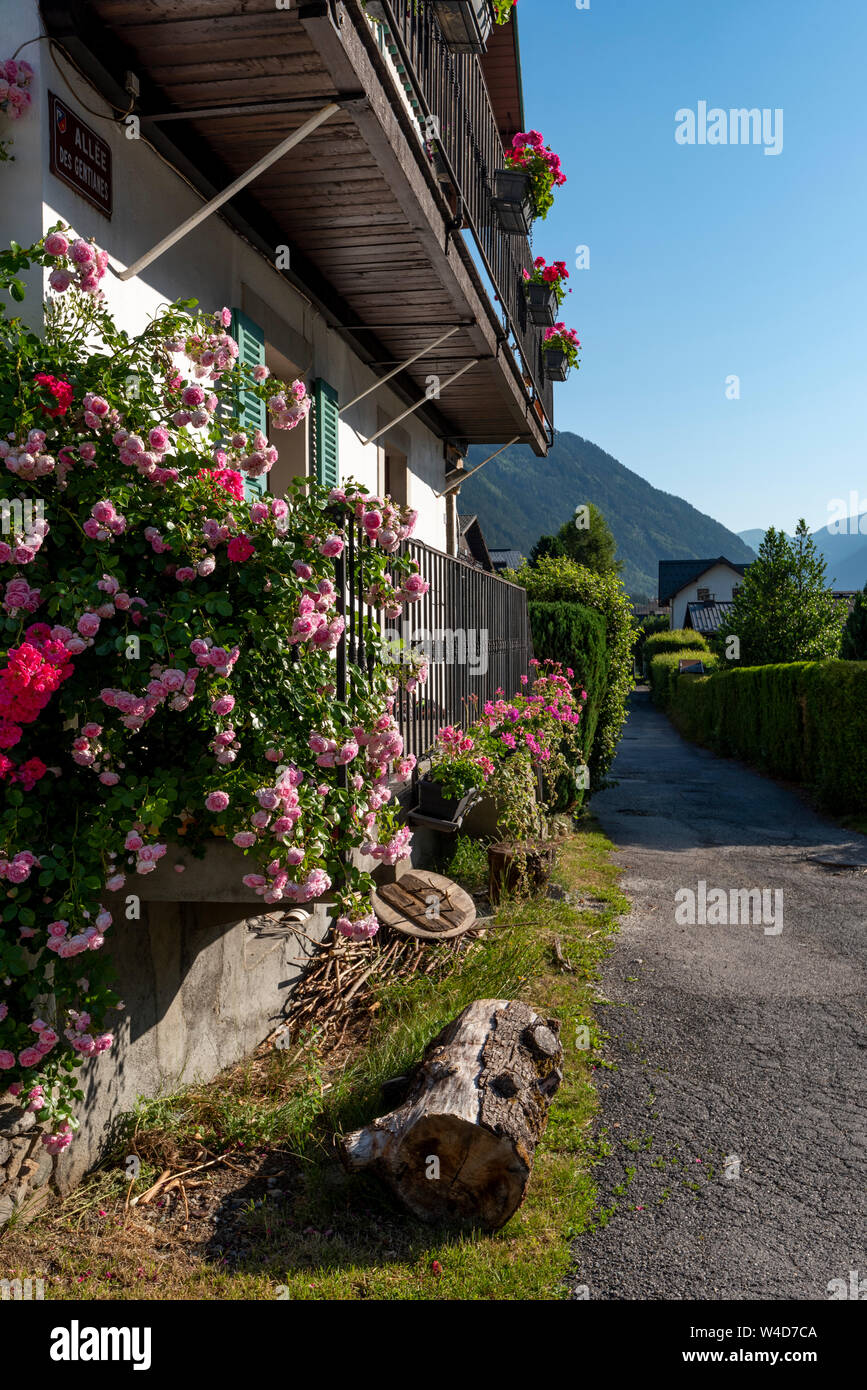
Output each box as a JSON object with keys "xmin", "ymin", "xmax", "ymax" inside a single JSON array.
[
  {"xmin": 738, "ymin": 524, "xmax": 867, "ymax": 591},
  {"xmin": 462, "ymin": 432, "xmax": 756, "ymax": 601}
]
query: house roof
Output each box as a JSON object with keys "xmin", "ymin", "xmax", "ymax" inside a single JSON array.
[
  {"xmin": 658, "ymin": 557, "xmax": 750, "ymax": 606},
  {"xmin": 685, "ymin": 600, "xmax": 735, "ymax": 634},
  {"xmin": 489, "ymin": 548, "xmax": 525, "ymax": 572},
  {"xmin": 457, "ymin": 514, "xmax": 493, "ymax": 572}
]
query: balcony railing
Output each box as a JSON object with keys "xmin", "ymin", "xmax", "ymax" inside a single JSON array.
[
  {"xmin": 335, "ymin": 524, "xmax": 534, "ymax": 765},
  {"xmin": 361, "ymin": 0, "xmax": 555, "ymax": 437}
]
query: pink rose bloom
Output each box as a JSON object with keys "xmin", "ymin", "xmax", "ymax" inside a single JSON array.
[
  {"xmin": 77, "ymin": 612, "xmax": 100, "ymax": 638},
  {"xmin": 44, "ymin": 232, "xmax": 69, "ymax": 256},
  {"xmin": 71, "ymin": 238, "xmax": 95, "ymax": 265},
  {"xmin": 0, "ymin": 1051, "xmax": 16, "ymax": 1070},
  {"xmin": 197, "ymin": 555, "xmax": 216, "ymax": 577},
  {"xmin": 18, "ymin": 1047, "xmax": 42, "ymax": 1068},
  {"xmin": 319, "ymin": 535, "xmax": 344, "ymax": 558},
  {"xmin": 48, "ymin": 267, "xmax": 73, "ymax": 293},
  {"xmin": 148, "ymin": 426, "xmax": 170, "ymax": 452},
  {"xmin": 181, "ymin": 384, "xmax": 205, "ymax": 408},
  {"xmin": 242, "ymin": 873, "xmax": 266, "ymax": 889},
  {"xmin": 105, "ymin": 874, "xmax": 125, "ymax": 891},
  {"xmin": 211, "ymin": 695, "xmax": 235, "ymax": 716},
  {"xmin": 233, "ymin": 831, "xmax": 257, "ymax": 848},
  {"xmin": 205, "ymin": 790, "xmax": 230, "ymax": 812},
  {"xmin": 175, "ymin": 567, "xmax": 196, "ymax": 583}
]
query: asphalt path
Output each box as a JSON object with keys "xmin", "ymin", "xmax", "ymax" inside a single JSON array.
[{"xmin": 570, "ymin": 691, "xmax": 867, "ymax": 1300}]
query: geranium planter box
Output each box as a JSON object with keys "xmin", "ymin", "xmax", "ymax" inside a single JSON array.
[
  {"xmin": 431, "ymin": 0, "xmax": 493, "ymax": 54},
  {"xmin": 543, "ymin": 347, "xmax": 570, "ymax": 381},
  {"xmin": 492, "ymin": 168, "xmax": 534, "ymax": 236},
  {"xmin": 525, "ymin": 282, "xmax": 559, "ymax": 327}
]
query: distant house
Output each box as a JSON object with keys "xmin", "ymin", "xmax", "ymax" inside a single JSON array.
[
  {"xmin": 458, "ymin": 514, "xmax": 494, "ymax": 572},
  {"xmin": 490, "ymin": 549, "xmax": 526, "ymax": 574},
  {"xmin": 658, "ymin": 557, "xmax": 751, "ymax": 631}
]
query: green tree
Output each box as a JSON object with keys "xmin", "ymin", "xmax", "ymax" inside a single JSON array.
[
  {"xmin": 841, "ymin": 584, "xmax": 867, "ymax": 659},
  {"xmin": 729, "ymin": 520, "xmax": 844, "ymax": 665},
  {"xmin": 529, "ymin": 502, "xmax": 620, "ymax": 575}
]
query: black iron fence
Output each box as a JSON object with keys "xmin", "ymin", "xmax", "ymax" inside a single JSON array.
[
  {"xmin": 359, "ymin": 0, "xmax": 555, "ymax": 436},
  {"xmin": 335, "ymin": 528, "xmax": 534, "ymax": 764}
]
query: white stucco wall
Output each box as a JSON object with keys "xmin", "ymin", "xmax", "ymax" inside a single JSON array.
[
  {"xmin": 0, "ymin": 0, "xmax": 448, "ymax": 548},
  {"xmin": 670, "ymin": 563, "xmax": 745, "ymax": 629}
]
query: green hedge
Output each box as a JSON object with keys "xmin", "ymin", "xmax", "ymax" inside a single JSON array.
[
  {"xmin": 667, "ymin": 660, "xmax": 867, "ymax": 812},
  {"xmin": 529, "ymin": 600, "xmax": 609, "ymax": 790},
  {"xmin": 644, "ymin": 628, "xmax": 709, "ymax": 662},
  {"xmin": 649, "ymin": 649, "xmax": 719, "ymax": 708},
  {"xmin": 512, "ymin": 558, "xmax": 637, "ymax": 789}
]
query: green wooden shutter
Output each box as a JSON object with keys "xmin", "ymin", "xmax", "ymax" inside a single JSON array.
[
  {"xmin": 230, "ymin": 308, "xmax": 268, "ymax": 501},
  {"xmin": 313, "ymin": 378, "xmax": 340, "ymax": 489}
]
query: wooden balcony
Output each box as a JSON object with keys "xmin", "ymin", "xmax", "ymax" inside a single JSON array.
[{"xmin": 43, "ymin": 0, "xmax": 553, "ymax": 454}]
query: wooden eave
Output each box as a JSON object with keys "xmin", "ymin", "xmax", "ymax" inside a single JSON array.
[
  {"xmin": 480, "ymin": 14, "xmax": 526, "ymax": 147},
  {"xmin": 41, "ymin": 0, "xmax": 550, "ymax": 455}
]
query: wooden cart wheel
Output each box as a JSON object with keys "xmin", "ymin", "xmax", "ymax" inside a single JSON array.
[{"xmin": 372, "ymin": 871, "xmax": 476, "ymax": 941}]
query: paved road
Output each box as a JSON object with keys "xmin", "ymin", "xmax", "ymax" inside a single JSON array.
[{"xmin": 571, "ymin": 691, "xmax": 867, "ymax": 1301}]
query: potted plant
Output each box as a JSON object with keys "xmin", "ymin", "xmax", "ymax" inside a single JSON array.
[
  {"xmin": 491, "ymin": 166, "xmax": 534, "ymax": 236},
  {"xmin": 496, "ymin": 130, "xmax": 566, "ymax": 231},
  {"xmin": 522, "ymin": 256, "xmax": 570, "ymax": 328},
  {"xmin": 542, "ymin": 323, "xmax": 581, "ymax": 381},
  {"xmin": 416, "ymin": 724, "xmax": 490, "ymax": 823},
  {"xmin": 425, "ymin": 138, "xmax": 452, "ymax": 186},
  {"xmin": 431, "ymin": 0, "xmax": 494, "ymax": 53}
]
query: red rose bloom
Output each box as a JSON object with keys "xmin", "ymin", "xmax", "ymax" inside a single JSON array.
[
  {"xmin": 34, "ymin": 372, "xmax": 74, "ymax": 417},
  {"xmin": 227, "ymin": 535, "xmax": 255, "ymax": 563}
]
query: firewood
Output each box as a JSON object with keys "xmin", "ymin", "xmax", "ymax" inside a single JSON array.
[{"xmin": 340, "ymin": 999, "xmax": 563, "ymax": 1230}]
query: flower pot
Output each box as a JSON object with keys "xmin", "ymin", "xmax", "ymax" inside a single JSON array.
[
  {"xmin": 525, "ymin": 282, "xmax": 558, "ymax": 328},
  {"xmin": 543, "ymin": 347, "xmax": 570, "ymax": 381},
  {"xmin": 427, "ymin": 142, "xmax": 452, "ymax": 185},
  {"xmin": 414, "ymin": 776, "xmax": 479, "ymax": 827},
  {"xmin": 487, "ymin": 840, "xmax": 558, "ymax": 904},
  {"xmin": 431, "ymin": 0, "xmax": 493, "ymax": 54},
  {"xmin": 492, "ymin": 168, "xmax": 533, "ymax": 236}
]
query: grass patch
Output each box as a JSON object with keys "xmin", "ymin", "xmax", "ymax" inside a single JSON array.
[{"xmin": 0, "ymin": 820, "xmax": 627, "ymax": 1301}]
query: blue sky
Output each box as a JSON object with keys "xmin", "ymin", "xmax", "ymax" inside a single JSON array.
[{"xmin": 517, "ymin": 0, "xmax": 867, "ymax": 537}]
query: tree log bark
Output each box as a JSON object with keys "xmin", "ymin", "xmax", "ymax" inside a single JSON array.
[{"xmin": 339, "ymin": 999, "xmax": 563, "ymax": 1229}]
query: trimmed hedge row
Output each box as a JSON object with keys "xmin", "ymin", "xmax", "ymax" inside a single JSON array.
[
  {"xmin": 528, "ymin": 600, "xmax": 610, "ymax": 801},
  {"xmin": 649, "ymin": 649, "xmax": 720, "ymax": 708},
  {"xmin": 644, "ymin": 628, "xmax": 709, "ymax": 662},
  {"xmin": 665, "ymin": 660, "xmax": 867, "ymax": 812}
]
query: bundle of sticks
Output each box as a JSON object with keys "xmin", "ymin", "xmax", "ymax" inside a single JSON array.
[{"xmin": 263, "ymin": 920, "xmax": 479, "ymax": 1059}]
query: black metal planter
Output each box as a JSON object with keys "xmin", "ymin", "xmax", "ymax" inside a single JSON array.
[
  {"xmin": 431, "ymin": 0, "xmax": 494, "ymax": 54},
  {"xmin": 426, "ymin": 142, "xmax": 452, "ymax": 185},
  {"xmin": 492, "ymin": 168, "xmax": 533, "ymax": 236},
  {"xmin": 543, "ymin": 348, "xmax": 570, "ymax": 381},
  {"xmin": 411, "ymin": 777, "xmax": 479, "ymax": 832},
  {"xmin": 525, "ymin": 282, "xmax": 559, "ymax": 328}
]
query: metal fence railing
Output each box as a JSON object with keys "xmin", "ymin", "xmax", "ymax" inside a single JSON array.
[{"xmin": 335, "ymin": 525, "xmax": 534, "ymax": 765}]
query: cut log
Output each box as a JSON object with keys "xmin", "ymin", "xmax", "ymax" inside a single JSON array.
[{"xmin": 339, "ymin": 999, "xmax": 563, "ymax": 1229}]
